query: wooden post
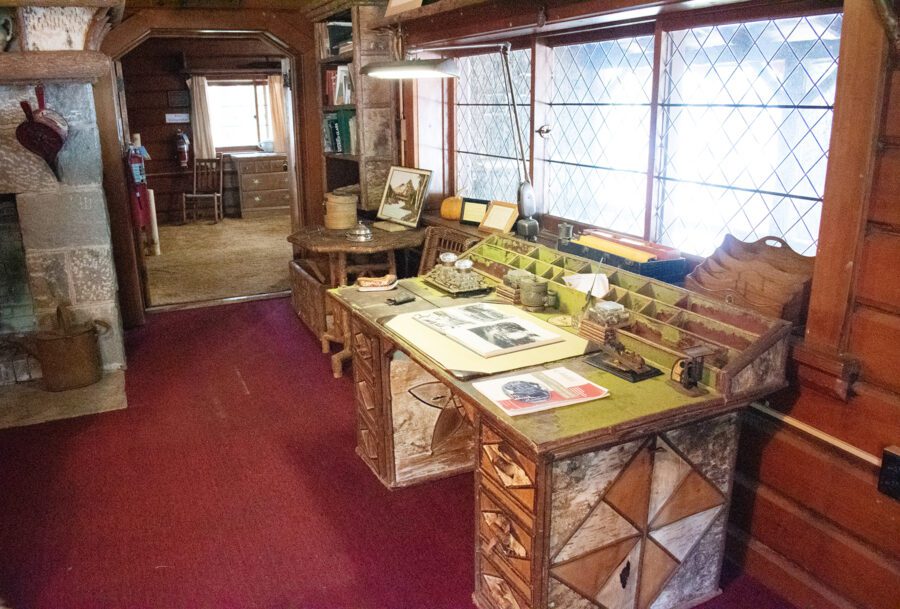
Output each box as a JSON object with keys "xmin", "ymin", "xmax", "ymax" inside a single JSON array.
[{"xmin": 804, "ymin": 0, "xmax": 890, "ymax": 355}]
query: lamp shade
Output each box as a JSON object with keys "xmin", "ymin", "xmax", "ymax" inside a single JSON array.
[{"xmin": 360, "ymin": 58, "xmax": 460, "ymax": 79}]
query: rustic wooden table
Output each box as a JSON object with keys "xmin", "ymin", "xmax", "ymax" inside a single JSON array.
[
  {"xmin": 288, "ymin": 225, "xmax": 426, "ymax": 377},
  {"xmin": 326, "ymin": 236, "xmax": 791, "ymax": 609}
]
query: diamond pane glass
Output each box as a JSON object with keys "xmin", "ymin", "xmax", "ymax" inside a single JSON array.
[
  {"xmin": 545, "ymin": 36, "xmax": 654, "ymax": 237},
  {"xmin": 455, "ymin": 50, "xmax": 532, "ymax": 201},
  {"xmin": 655, "ymin": 13, "xmax": 842, "ymax": 255}
]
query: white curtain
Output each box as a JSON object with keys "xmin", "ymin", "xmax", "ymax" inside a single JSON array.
[
  {"xmin": 187, "ymin": 76, "xmax": 216, "ymax": 158},
  {"xmin": 268, "ymin": 74, "xmax": 288, "ymax": 154}
]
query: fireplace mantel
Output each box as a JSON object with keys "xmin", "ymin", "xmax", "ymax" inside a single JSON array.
[{"xmin": 0, "ymin": 50, "xmax": 110, "ymax": 83}]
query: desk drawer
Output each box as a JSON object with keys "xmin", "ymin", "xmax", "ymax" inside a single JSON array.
[
  {"xmin": 243, "ymin": 188, "xmax": 291, "ymax": 209},
  {"xmin": 480, "ymin": 489, "xmax": 534, "ymax": 596},
  {"xmin": 242, "ymin": 172, "xmax": 289, "ymax": 192},
  {"xmin": 479, "ymin": 424, "xmax": 537, "ymax": 515}
]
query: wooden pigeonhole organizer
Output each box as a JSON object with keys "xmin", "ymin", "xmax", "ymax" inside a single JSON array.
[{"xmin": 329, "ymin": 235, "xmax": 792, "ymax": 609}]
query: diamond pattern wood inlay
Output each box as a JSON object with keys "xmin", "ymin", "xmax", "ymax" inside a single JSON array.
[{"xmin": 550, "ymin": 435, "xmax": 727, "ymax": 609}]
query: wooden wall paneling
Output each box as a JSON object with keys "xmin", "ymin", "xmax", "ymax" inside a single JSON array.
[
  {"xmin": 769, "ymin": 383, "xmax": 900, "ymax": 459},
  {"xmin": 847, "ymin": 305, "xmax": 900, "ymax": 394},
  {"xmin": 869, "ymin": 146, "xmax": 900, "ymax": 227},
  {"xmin": 93, "ymin": 63, "xmax": 146, "ymax": 327},
  {"xmin": 737, "ymin": 411, "xmax": 900, "ymax": 559},
  {"xmin": 730, "ymin": 476, "xmax": 900, "ymax": 609},
  {"xmin": 726, "ymin": 528, "xmax": 864, "ymax": 609},
  {"xmin": 804, "ymin": 0, "xmax": 890, "ymax": 355},
  {"xmin": 856, "ymin": 227, "xmax": 900, "ymax": 311},
  {"xmin": 883, "ymin": 68, "xmax": 900, "ymax": 139}
]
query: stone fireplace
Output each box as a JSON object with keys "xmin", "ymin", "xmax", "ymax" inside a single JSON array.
[{"xmin": 0, "ymin": 3, "xmax": 126, "ymax": 424}]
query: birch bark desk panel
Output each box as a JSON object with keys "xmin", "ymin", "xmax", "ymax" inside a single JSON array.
[{"xmin": 327, "ymin": 236, "xmax": 791, "ymax": 609}]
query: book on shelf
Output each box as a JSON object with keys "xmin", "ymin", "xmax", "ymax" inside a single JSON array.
[
  {"xmin": 322, "ymin": 109, "xmax": 356, "ymax": 155},
  {"xmin": 473, "ymin": 367, "xmax": 609, "ymax": 416},
  {"xmin": 334, "ymin": 65, "xmax": 354, "ymax": 105},
  {"xmin": 413, "ymin": 303, "xmax": 564, "ymax": 358},
  {"xmin": 323, "ymin": 67, "xmax": 337, "ymax": 106}
]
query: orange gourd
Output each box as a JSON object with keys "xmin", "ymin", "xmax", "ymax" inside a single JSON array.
[{"xmin": 440, "ymin": 195, "xmax": 463, "ymax": 220}]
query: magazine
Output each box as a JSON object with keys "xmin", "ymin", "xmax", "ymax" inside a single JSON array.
[
  {"xmin": 472, "ymin": 367, "xmax": 609, "ymax": 416},
  {"xmin": 413, "ymin": 304, "xmax": 563, "ymax": 358}
]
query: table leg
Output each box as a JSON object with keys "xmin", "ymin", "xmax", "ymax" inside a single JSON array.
[
  {"xmin": 387, "ymin": 250, "xmax": 397, "ymax": 277},
  {"xmin": 330, "ymin": 304, "xmax": 352, "ymax": 378},
  {"xmin": 329, "ymin": 253, "xmax": 352, "ymax": 377}
]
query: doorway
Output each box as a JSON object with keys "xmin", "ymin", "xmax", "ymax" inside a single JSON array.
[{"xmin": 119, "ymin": 36, "xmax": 295, "ymax": 308}]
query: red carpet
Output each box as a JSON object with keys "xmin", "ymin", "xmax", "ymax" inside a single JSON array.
[{"xmin": 0, "ymin": 298, "xmax": 796, "ymax": 609}]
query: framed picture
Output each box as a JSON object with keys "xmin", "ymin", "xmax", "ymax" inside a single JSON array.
[
  {"xmin": 479, "ymin": 200, "xmax": 519, "ymax": 234},
  {"xmin": 459, "ymin": 197, "xmax": 490, "ymax": 226},
  {"xmin": 376, "ymin": 166, "xmax": 432, "ymax": 228}
]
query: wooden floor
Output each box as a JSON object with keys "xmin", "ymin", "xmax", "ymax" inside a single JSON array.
[{"xmin": 145, "ymin": 212, "xmax": 292, "ymax": 307}]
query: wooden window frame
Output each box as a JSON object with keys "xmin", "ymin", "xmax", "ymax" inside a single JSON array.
[
  {"xmin": 206, "ymin": 77, "xmax": 272, "ymax": 153},
  {"xmin": 423, "ymin": 0, "xmax": 843, "ymax": 250}
]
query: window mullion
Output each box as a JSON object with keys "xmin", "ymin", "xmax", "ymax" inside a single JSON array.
[{"xmin": 642, "ymin": 25, "xmax": 664, "ymax": 242}]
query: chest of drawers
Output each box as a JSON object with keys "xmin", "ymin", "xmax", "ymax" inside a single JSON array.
[{"xmin": 231, "ymin": 153, "xmax": 292, "ymax": 218}]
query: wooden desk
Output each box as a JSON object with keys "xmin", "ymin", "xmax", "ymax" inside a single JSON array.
[
  {"xmin": 327, "ymin": 235, "xmax": 791, "ymax": 609},
  {"xmin": 288, "ymin": 225, "xmax": 426, "ymax": 377}
]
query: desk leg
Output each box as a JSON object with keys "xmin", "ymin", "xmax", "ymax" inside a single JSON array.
[{"xmin": 330, "ymin": 304, "xmax": 352, "ymax": 378}]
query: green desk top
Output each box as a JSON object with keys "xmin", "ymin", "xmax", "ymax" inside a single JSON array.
[{"xmin": 331, "ymin": 278, "xmax": 731, "ymax": 456}]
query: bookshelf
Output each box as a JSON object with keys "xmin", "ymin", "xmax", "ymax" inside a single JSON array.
[{"xmin": 315, "ymin": 3, "xmax": 398, "ymax": 212}]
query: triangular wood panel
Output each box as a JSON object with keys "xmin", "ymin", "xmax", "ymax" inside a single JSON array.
[
  {"xmin": 595, "ymin": 538, "xmax": 642, "ymax": 609},
  {"xmin": 649, "ymin": 506, "xmax": 721, "ymax": 561},
  {"xmin": 605, "ymin": 445, "xmax": 652, "ymax": 529},
  {"xmin": 647, "ymin": 439, "xmax": 691, "ymax": 522},
  {"xmin": 551, "ymin": 537, "xmax": 638, "ymax": 601},
  {"xmin": 651, "ymin": 470, "xmax": 724, "ymax": 530},
  {"xmin": 482, "ymin": 574, "xmax": 523, "ymax": 609},
  {"xmin": 637, "ymin": 539, "xmax": 680, "ymax": 609},
  {"xmin": 549, "ymin": 439, "xmax": 643, "ymax": 557},
  {"xmin": 554, "ymin": 501, "xmax": 639, "ymax": 563},
  {"xmin": 483, "ymin": 444, "xmax": 532, "ymax": 488}
]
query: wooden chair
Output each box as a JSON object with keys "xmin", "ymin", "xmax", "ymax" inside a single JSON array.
[
  {"xmin": 182, "ymin": 157, "xmax": 223, "ymax": 223},
  {"xmin": 418, "ymin": 226, "xmax": 483, "ymax": 275}
]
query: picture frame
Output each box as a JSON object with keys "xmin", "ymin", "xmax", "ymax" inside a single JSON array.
[
  {"xmin": 459, "ymin": 197, "xmax": 490, "ymax": 226},
  {"xmin": 479, "ymin": 200, "xmax": 519, "ymax": 234},
  {"xmin": 376, "ymin": 166, "xmax": 432, "ymax": 228}
]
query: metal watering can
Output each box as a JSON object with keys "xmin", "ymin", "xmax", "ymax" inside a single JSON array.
[{"xmin": 17, "ymin": 306, "xmax": 109, "ymax": 392}]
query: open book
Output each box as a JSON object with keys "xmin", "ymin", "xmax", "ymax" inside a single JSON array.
[
  {"xmin": 473, "ymin": 367, "xmax": 609, "ymax": 416},
  {"xmin": 413, "ymin": 304, "xmax": 563, "ymax": 358}
]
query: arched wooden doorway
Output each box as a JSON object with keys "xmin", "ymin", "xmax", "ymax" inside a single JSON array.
[{"xmin": 97, "ymin": 8, "xmax": 323, "ymax": 326}]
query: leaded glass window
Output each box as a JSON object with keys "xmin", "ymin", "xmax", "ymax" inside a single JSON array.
[
  {"xmin": 455, "ymin": 50, "xmax": 532, "ymax": 201},
  {"xmin": 546, "ymin": 36, "xmax": 655, "ymax": 237},
  {"xmin": 654, "ymin": 13, "xmax": 842, "ymax": 255}
]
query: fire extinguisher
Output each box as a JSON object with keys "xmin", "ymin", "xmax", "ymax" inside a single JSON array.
[
  {"xmin": 175, "ymin": 129, "xmax": 190, "ymax": 169},
  {"xmin": 126, "ymin": 134, "xmax": 152, "ymax": 231}
]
